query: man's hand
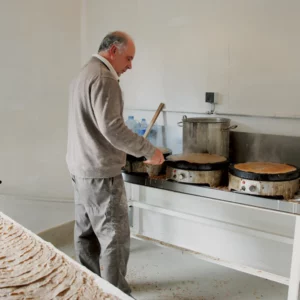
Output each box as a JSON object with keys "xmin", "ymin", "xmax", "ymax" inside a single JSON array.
[{"xmin": 144, "ymin": 148, "xmax": 165, "ymax": 165}]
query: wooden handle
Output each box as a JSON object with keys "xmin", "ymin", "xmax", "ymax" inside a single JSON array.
[{"xmin": 143, "ymin": 103, "xmax": 165, "ymax": 139}]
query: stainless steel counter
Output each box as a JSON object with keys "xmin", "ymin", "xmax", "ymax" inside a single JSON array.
[
  {"xmin": 123, "ymin": 171, "xmax": 300, "ymax": 299},
  {"xmin": 122, "ymin": 172, "xmax": 300, "ymax": 215}
]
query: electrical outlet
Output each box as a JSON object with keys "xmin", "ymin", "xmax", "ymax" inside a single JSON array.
[{"xmin": 205, "ymin": 92, "xmax": 215, "ymax": 103}]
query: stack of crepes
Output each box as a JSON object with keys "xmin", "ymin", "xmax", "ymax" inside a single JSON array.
[{"xmin": 0, "ymin": 213, "xmax": 120, "ymax": 300}]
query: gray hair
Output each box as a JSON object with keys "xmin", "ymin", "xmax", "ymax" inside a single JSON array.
[{"xmin": 98, "ymin": 32, "xmax": 128, "ymax": 53}]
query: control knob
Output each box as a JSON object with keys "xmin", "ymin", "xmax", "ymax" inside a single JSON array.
[{"xmin": 178, "ymin": 173, "xmax": 185, "ymax": 180}]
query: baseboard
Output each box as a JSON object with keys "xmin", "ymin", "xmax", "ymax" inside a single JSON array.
[
  {"xmin": 0, "ymin": 194, "xmax": 74, "ymax": 233},
  {"xmin": 0, "ymin": 193, "xmax": 73, "ymax": 203}
]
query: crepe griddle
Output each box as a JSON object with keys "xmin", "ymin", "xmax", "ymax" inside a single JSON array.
[
  {"xmin": 229, "ymin": 163, "xmax": 300, "ymax": 181},
  {"xmin": 165, "ymin": 153, "xmax": 228, "ymax": 171}
]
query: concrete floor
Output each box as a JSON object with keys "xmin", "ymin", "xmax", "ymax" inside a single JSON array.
[
  {"xmin": 39, "ymin": 222, "xmax": 288, "ymax": 300},
  {"xmin": 127, "ymin": 239, "xmax": 287, "ymax": 300}
]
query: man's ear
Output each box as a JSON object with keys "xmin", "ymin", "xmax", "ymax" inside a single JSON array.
[{"xmin": 109, "ymin": 45, "xmax": 117, "ymax": 59}]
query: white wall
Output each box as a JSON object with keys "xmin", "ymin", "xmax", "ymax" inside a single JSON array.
[
  {"xmin": 0, "ymin": 0, "xmax": 81, "ymax": 199},
  {"xmin": 82, "ymin": 0, "xmax": 300, "ymax": 153},
  {"xmin": 1, "ymin": 0, "xmax": 300, "ymax": 228},
  {"xmin": 0, "ymin": 195, "xmax": 74, "ymax": 233}
]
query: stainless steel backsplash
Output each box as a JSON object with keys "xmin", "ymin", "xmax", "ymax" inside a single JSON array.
[{"xmin": 230, "ymin": 132, "xmax": 300, "ymax": 167}]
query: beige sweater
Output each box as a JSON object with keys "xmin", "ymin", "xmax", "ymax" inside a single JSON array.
[{"xmin": 66, "ymin": 57, "xmax": 156, "ymax": 178}]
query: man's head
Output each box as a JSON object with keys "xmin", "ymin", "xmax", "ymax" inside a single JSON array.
[{"xmin": 98, "ymin": 31, "xmax": 135, "ymax": 76}]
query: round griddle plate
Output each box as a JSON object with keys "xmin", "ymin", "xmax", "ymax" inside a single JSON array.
[
  {"xmin": 165, "ymin": 155, "xmax": 228, "ymax": 171},
  {"xmin": 229, "ymin": 163, "xmax": 300, "ymax": 181}
]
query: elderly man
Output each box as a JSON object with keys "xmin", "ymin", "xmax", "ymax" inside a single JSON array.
[{"xmin": 66, "ymin": 31, "xmax": 164, "ymax": 295}]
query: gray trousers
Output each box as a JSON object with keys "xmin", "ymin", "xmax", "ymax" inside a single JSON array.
[{"xmin": 71, "ymin": 174, "xmax": 131, "ymax": 294}]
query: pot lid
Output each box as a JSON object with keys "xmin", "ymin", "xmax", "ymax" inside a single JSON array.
[{"xmin": 182, "ymin": 116, "xmax": 231, "ymax": 123}]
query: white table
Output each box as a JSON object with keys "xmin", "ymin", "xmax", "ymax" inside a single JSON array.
[{"xmin": 0, "ymin": 212, "xmax": 132, "ymax": 300}]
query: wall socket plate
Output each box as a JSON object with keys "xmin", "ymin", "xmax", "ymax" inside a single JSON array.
[{"xmin": 205, "ymin": 92, "xmax": 215, "ymax": 103}]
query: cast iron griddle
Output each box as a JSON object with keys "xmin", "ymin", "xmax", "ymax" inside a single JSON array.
[
  {"xmin": 165, "ymin": 153, "xmax": 228, "ymax": 171},
  {"xmin": 229, "ymin": 162, "xmax": 300, "ymax": 181}
]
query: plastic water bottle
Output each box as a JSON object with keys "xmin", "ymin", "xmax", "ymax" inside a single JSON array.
[
  {"xmin": 148, "ymin": 125, "xmax": 157, "ymax": 145},
  {"xmin": 135, "ymin": 121, "xmax": 141, "ymax": 134},
  {"xmin": 125, "ymin": 116, "xmax": 137, "ymax": 133},
  {"xmin": 138, "ymin": 118, "xmax": 148, "ymax": 136}
]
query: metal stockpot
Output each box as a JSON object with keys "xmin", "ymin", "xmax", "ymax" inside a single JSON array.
[{"xmin": 178, "ymin": 115, "xmax": 237, "ymax": 158}]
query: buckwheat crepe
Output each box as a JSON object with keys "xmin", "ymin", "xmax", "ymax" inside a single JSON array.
[
  {"xmin": 234, "ymin": 162, "xmax": 296, "ymax": 174},
  {"xmin": 167, "ymin": 153, "xmax": 227, "ymax": 164}
]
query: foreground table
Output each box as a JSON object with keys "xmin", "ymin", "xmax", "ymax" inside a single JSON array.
[{"xmin": 0, "ymin": 212, "xmax": 132, "ymax": 300}]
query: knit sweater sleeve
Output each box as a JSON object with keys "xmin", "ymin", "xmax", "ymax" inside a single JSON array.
[{"xmin": 91, "ymin": 76, "xmax": 156, "ymax": 159}]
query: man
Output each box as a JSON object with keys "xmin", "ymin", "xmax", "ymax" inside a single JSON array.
[{"xmin": 66, "ymin": 31, "xmax": 164, "ymax": 296}]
